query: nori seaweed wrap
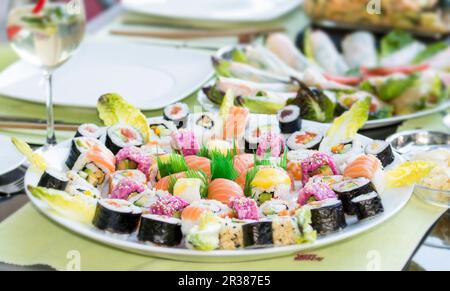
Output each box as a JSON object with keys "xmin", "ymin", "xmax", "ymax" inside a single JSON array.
[
  {"xmin": 333, "ymin": 178, "xmax": 376, "ymax": 215},
  {"xmin": 365, "ymin": 140, "xmax": 395, "ymax": 168},
  {"xmin": 242, "ymin": 220, "xmax": 274, "ymax": 248},
  {"xmin": 309, "ymin": 199, "xmax": 347, "ymax": 235},
  {"xmin": 138, "ymin": 214, "xmax": 183, "ymax": 246},
  {"xmin": 92, "ymin": 199, "xmax": 142, "ymax": 234},
  {"xmin": 351, "ymin": 192, "xmax": 384, "ymax": 220},
  {"xmin": 37, "ymin": 169, "xmax": 69, "ymax": 191}
]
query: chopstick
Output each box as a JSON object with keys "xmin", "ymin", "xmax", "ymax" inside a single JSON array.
[
  {"xmin": 0, "ymin": 120, "xmax": 79, "ymax": 131},
  {"xmin": 110, "ymin": 27, "xmax": 286, "ymax": 41}
]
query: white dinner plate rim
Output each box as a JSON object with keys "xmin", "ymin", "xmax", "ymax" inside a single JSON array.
[
  {"xmin": 0, "ymin": 135, "xmax": 26, "ymax": 176},
  {"xmin": 122, "ymin": 0, "xmax": 303, "ymax": 22}
]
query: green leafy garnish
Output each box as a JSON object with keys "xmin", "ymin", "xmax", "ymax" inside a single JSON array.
[
  {"xmin": 377, "ymin": 74, "xmax": 419, "ymax": 101},
  {"xmin": 157, "ymin": 154, "xmax": 188, "ymax": 178},
  {"xmin": 210, "ymin": 151, "xmax": 238, "ymax": 181},
  {"xmin": 319, "ymin": 96, "xmax": 370, "ymax": 152},
  {"xmin": 413, "ymin": 42, "xmax": 448, "ymax": 64},
  {"xmin": 380, "ymin": 30, "xmax": 415, "ymax": 58},
  {"xmin": 236, "ymin": 94, "xmax": 286, "ymax": 114},
  {"xmin": 231, "ymin": 48, "xmax": 248, "ymax": 63},
  {"xmin": 97, "ymin": 93, "xmax": 150, "ymax": 143},
  {"xmin": 11, "ymin": 137, "xmax": 46, "ymax": 171},
  {"xmin": 212, "ymin": 57, "xmax": 233, "ymax": 78},
  {"xmin": 288, "ymin": 81, "xmax": 335, "ymax": 123},
  {"xmin": 244, "ymin": 166, "xmax": 260, "ymax": 197}
]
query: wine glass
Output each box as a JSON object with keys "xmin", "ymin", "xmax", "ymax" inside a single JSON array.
[{"xmin": 6, "ymin": 0, "xmax": 86, "ymax": 147}]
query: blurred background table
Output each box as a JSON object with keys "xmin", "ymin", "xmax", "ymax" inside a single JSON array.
[{"xmin": 0, "ymin": 0, "xmax": 449, "ymax": 271}]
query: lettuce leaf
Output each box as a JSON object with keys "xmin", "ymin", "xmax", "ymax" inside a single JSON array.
[
  {"xmin": 319, "ymin": 96, "xmax": 370, "ymax": 152},
  {"xmin": 12, "ymin": 137, "xmax": 46, "ymax": 171},
  {"xmin": 97, "ymin": 93, "xmax": 150, "ymax": 143},
  {"xmin": 380, "ymin": 30, "xmax": 415, "ymax": 58},
  {"xmin": 28, "ymin": 186, "xmax": 96, "ymax": 224},
  {"xmin": 377, "ymin": 74, "xmax": 419, "ymax": 101},
  {"xmin": 413, "ymin": 42, "xmax": 448, "ymax": 64}
]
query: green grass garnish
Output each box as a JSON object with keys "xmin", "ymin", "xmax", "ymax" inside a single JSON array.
[
  {"xmin": 157, "ymin": 154, "xmax": 188, "ymax": 178},
  {"xmin": 196, "ymin": 145, "xmax": 210, "ymax": 158},
  {"xmin": 210, "ymin": 151, "xmax": 238, "ymax": 181},
  {"xmin": 244, "ymin": 166, "xmax": 260, "ymax": 197},
  {"xmin": 279, "ymin": 149, "xmax": 288, "ymax": 170}
]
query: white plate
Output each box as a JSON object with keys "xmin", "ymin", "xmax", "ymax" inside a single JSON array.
[
  {"xmin": 25, "ymin": 120, "xmax": 413, "ymax": 262},
  {"xmin": 0, "ymin": 41, "xmax": 213, "ymax": 110},
  {"xmin": 0, "ymin": 135, "xmax": 26, "ymax": 176},
  {"xmin": 198, "ymin": 89, "xmax": 450, "ymax": 130},
  {"xmin": 122, "ymin": 0, "xmax": 302, "ymax": 22}
]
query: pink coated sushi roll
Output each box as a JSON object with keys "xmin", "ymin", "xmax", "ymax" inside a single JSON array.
[
  {"xmin": 149, "ymin": 195, "xmax": 190, "ymax": 217},
  {"xmin": 256, "ymin": 131, "xmax": 285, "ymax": 157},
  {"xmin": 110, "ymin": 178, "xmax": 146, "ymax": 200},
  {"xmin": 297, "ymin": 182, "xmax": 337, "ymax": 206},
  {"xmin": 171, "ymin": 129, "xmax": 200, "ymax": 156},
  {"xmin": 301, "ymin": 152, "xmax": 338, "ymax": 184},
  {"xmin": 229, "ymin": 196, "xmax": 259, "ymax": 220},
  {"xmin": 116, "ymin": 146, "xmax": 153, "ymax": 177}
]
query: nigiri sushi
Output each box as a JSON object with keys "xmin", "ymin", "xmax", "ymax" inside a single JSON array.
[
  {"xmin": 185, "ymin": 156, "xmax": 211, "ymax": 177},
  {"xmin": 233, "ymin": 154, "xmax": 254, "ymax": 176},
  {"xmin": 173, "ymin": 178, "xmax": 203, "ymax": 203},
  {"xmin": 181, "ymin": 200, "xmax": 231, "ymax": 234},
  {"xmin": 223, "ymin": 106, "xmax": 250, "ymax": 140},
  {"xmin": 208, "ymin": 178, "xmax": 244, "ymax": 205},
  {"xmin": 344, "ymin": 155, "xmax": 384, "ymax": 193},
  {"xmin": 250, "ymin": 167, "xmax": 291, "ymax": 205},
  {"xmin": 155, "ymin": 172, "xmax": 186, "ymax": 191}
]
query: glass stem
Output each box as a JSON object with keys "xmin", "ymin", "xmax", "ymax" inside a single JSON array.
[{"xmin": 43, "ymin": 70, "xmax": 56, "ymax": 146}]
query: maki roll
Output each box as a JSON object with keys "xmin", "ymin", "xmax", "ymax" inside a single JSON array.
[
  {"xmin": 38, "ymin": 168, "xmax": 69, "ymax": 191},
  {"xmin": 66, "ymin": 183, "xmax": 101, "ymax": 199},
  {"xmin": 256, "ymin": 131, "xmax": 285, "ymax": 158},
  {"xmin": 70, "ymin": 145, "xmax": 116, "ymax": 189},
  {"xmin": 301, "ymin": 152, "xmax": 338, "ymax": 184},
  {"xmin": 189, "ymin": 113, "xmax": 218, "ymax": 143},
  {"xmin": 163, "ymin": 102, "xmax": 190, "ymax": 129},
  {"xmin": 271, "ymin": 216, "xmax": 300, "ymax": 246},
  {"xmin": 105, "ymin": 124, "xmax": 144, "ymax": 155},
  {"xmin": 333, "ymin": 178, "xmax": 376, "ymax": 215},
  {"xmin": 329, "ymin": 139, "xmax": 363, "ymax": 169},
  {"xmin": 365, "ymin": 140, "xmax": 395, "ymax": 168},
  {"xmin": 242, "ymin": 217, "xmax": 300, "ymax": 248},
  {"xmin": 297, "ymin": 182, "xmax": 337, "ymax": 206},
  {"xmin": 242, "ymin": 220, "xmax": 273, "ymax": 248},
  {"xmin": 310, "ymin": 175, "xmax": 344, "ymax": 188},
  {"xmin": 286, "ymin": 130, "xmax": 323, "ymax": 151},
  {"xmin": 259, "ymin": 199, "xmax": 290, "ymax": 217},
  {"xmin": 110, "ymin": 178, "xmax": 146, "ymax": 200},
  {"xmin": 148, "ymin": 118, "xmax": 177, "ymax": 148},
  {"xmin": 171, "ymin": 129, "xmax": 200, "ymax": 156},
  {"xmin": 128, "ymin": 189, "xmax": 169, "ymax": 208},
  {"xmin": 65, "ymin": 137, "xmax": 103, "ymax": 169},
  {"xmin": 138, "ymin": 214, "xmax": 183, "ymax": 246},
  {"xmin": 116, "ymin": 146, "xmax": 154, "ymax": 177},
  {"xmin": 92, "ymin": 199, "xmax": 142, "ymax": 234},
  {"xmin": 74, "ymin": 124, "xmax": 103, "ymax": 139},
  {"xmin": 250, "ymin": 168, "xmax": 291, "ymax": 205},
  {"xmin": 228, "ymin": 196, "xmax": 259, "ymax": 221},
  {"xmin": 277, "ymin": 105, "xmax": 302, "ymax": 134},
  {"xmin": 110, "ymin": 170, "xmax": 147, "ymax": 193},
  {"xmin": 351, "ymin": 192, "xmax": 384, "ymax": 220},
  {"xmin": 308, "ymin": 199, "xmax": 347, "ymax": 236},
  {"xmin": 244, "ymin": 115, "xmax": 279, "ymax": 153},
  {"xmin": 219, "ymin": 219, "xmax": 245, "ymax": 250}
]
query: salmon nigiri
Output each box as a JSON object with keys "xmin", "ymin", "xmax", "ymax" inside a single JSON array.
[
  {"xmin": 185, "ymin": 156, "xmax": 211, "ymax": 177},
  {"xmin": 233, "ymin": 154, "xmax": 254, "ymax": 176},
  {"xmin": 344, "ymin": 155, "xmax": 381, "ymax": 180},
  {"xmin": 181, "ymin": 200, "xmax": 231, "ymax": 234},
  {"xmin": 155, "ymin": 172, "xmax": 186, "ymax": 191},
  {"xmin": 223, "ymin": 106, "xmax": 249, "ymax": 140},
  {"xmin": 208, "ymin": 178, "xmax": 244, "ymax": 204}
]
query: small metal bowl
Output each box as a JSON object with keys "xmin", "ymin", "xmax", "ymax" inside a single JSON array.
[{"xmin": 387, "ymin": 130, "xmax": 450, "ymax": 208}]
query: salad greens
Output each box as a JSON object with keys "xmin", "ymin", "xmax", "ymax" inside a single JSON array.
[{"xmin": 98, "ymin": 93, "xmax": 151, "ymax": 143}]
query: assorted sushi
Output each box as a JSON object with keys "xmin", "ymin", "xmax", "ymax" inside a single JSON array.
[{"xmin": 27, "ymin": 94, "xmax": 396, "ymax": 252}]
